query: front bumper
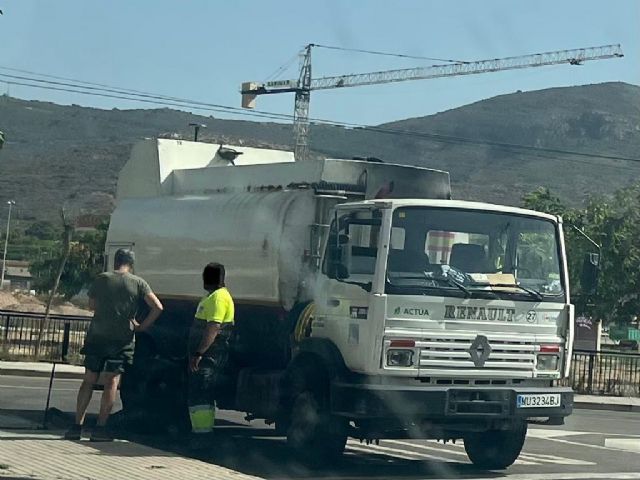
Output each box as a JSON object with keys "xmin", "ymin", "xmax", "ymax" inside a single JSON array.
[{"xmin": 331, "ymin": 381, "xmax": 573, "ymax": 421}]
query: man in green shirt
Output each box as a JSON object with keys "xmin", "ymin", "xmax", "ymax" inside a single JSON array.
[
  {"xmin": 65, "ymin": 249, "xmax": 163, "ymax": 441},
  {"xmin": 188, "ymin": 262, "xmax": 234, "ymax": 437}
]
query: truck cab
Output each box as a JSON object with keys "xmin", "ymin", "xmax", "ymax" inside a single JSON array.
[{"xmin": 285, "ymin": 199, "xmax": 573, "ymax": 469}]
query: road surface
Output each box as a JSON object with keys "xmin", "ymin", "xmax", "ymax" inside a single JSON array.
[{"xmin": 1, "ymin": 374, "xmax": 639, "ymax": 480}]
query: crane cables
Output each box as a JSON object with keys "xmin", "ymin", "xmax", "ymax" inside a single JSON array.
[{"xmin": 311, "ymin": 43, "xmax": 469, "ymax": 64}]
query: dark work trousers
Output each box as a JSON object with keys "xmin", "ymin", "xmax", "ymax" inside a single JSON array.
[{"xmin": 187, "ymin": 349, "xmax": 229, "ymax": 433}]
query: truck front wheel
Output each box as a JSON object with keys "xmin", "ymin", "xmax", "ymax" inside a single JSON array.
[
  {"xmin": 287, "ymin": 391, "xmax": 347, "ymax": 467},
  {"xmin": 464, "ymin": 421, "xmax": 527, "ymax": 470}
]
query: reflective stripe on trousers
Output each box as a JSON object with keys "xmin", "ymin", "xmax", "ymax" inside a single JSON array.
[{"xmin": 189, "ymin": 404, "xmax": 215, "ymax": 433}]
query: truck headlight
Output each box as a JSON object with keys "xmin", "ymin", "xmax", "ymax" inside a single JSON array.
[
  {"xmin": 537, "ymin": 354, "xmax": 559, "ymax": 371},
  {"xmin": 387, "ymin": 349, "xmax": 414, "ymax": 367}
]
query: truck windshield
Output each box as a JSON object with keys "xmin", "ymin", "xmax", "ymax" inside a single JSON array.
[{"xmin": 386, "ymin": 207, "xmax": 564, "ymax": 302}]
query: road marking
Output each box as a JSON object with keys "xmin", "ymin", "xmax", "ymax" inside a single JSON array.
[
  {"xmin": 385, "ymin": 440, "xmax": 538, "ymax": 465},
  {"xmin": 348, "ymin": 440, "xmax": 455, "ymax": 462},
  {"xmin": 543, "ymin": 436, "xmax": 633, "ymax": 453},
  {"xmin": 528, "ymin": 427, "xmax": 591, "ymax": 438},
  {"xmin": 385, "ymin": 439, "xmax": 468, "ymax": 457},
  {"xmin": 518, "ymin": 452, "xmax": 595, "ymax": 465},
  {"xmin": 455, "ymin": 474, "xmax": 640, "ymax": 480},
  {"xmin": 351, "ymin": 440, "xmax": 543, "ymax": 466},
  {"xmin": 528, "ymin": 428, "xmax": 640, "ymax": 439},
  {"xmin": 346, "ymin": 442, "xmax": 423, "ymax": 461},
  {"xmin": 0, "ymin": 384, "xmax": 76, "ymax": 391},
  {"xmin": 605, "ymin": 438, "xmax": 640, "ymax": 453},
  {"xmin": 388, "ymin": 439, "xmax": 596, "ymax": 466},
  {"xmin": 0, "ymin": 430, "xmax": 61, "ymax": 440}
]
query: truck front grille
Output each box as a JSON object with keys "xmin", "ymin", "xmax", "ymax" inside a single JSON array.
[{"xmin": 417, "ymin": 336, "xmax": 536, "ymax": 374}]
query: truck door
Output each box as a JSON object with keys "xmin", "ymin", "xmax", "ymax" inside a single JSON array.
[{"xmin": 315, "ymin": 209, "xmax": 382, "ymax": 373}]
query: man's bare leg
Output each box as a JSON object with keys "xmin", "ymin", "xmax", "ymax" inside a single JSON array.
[
  {"xmin": 97, "ymin": 373, "xmax": 120, "ymax": 427},
  {"xmin": 75, "ymin": 370, "xmax": 99, "ymax": 425}
]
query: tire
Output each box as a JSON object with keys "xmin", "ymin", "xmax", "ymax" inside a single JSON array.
[
  {"xmin": 287, "ymin": 391, "xmax": 347, "ymax": 467},
  {"xmin": 464, "ymin": 421, "xmax": 527, "ymax": 470}
]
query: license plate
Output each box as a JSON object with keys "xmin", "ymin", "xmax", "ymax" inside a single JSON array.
[{"xmin": 517, "ymin": 393, "xmax": 561, "ymax": 408}]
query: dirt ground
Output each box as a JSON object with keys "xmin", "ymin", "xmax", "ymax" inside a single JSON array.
[{"xmin": 0, "ymin": 290, "xmax": 91, "ymax": 316}]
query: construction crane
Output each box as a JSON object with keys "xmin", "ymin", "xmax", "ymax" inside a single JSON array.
[{"xmin": 241, "ymin": 44, "xmax": 623, "ymax": 162}]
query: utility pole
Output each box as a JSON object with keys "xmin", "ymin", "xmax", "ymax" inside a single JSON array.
[{"xmin": 1, "ymin": 200, "xmax": 15, "ymax": 289}]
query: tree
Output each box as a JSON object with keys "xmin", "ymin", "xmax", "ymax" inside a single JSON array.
[
  {"xmin": 25, "ymin": 221, "xmax": 62, "ymax": 241},
  {"xmin": 523, "ymin": 185, "xmax": 640, "ymax": 326},
  {"xmin": 34, "ymin": 217, "xmax": 74, "ymax": 359},
  {"xmin": 30, "ymin": 221, "xmax": 108, "ymax": 299}
]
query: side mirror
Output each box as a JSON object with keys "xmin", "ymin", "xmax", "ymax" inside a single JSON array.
[
  {"xmin": 328, "ymin": 262, "xmax": 349, "ymax": 280},
  {"xmin": 581, "ymin": 252, "xmax": 599, "ymax": 295},
  {"xmin": 327, "ymin": 242, "xmax": 349, "ymax": 280}
]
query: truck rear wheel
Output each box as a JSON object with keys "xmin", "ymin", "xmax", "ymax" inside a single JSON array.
[
  {"xmin": 464, "ymin": 421, "xmax": 527, "ymax": 470},
  {"xmin": 287, "ymin": 391, "xmax": 347, "ymax": 467}
]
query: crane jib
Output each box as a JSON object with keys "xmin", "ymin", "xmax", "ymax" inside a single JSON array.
[{"xmin": 244, "ymin": 44, "xmax": 623, "ymax": 94}]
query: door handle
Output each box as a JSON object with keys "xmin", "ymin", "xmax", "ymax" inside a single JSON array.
[{"xmin": 327, "ymin": 298, "xmax": 341, "ymax": 307}]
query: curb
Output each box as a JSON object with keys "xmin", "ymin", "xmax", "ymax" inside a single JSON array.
[
  {"xmin": 575, "ymin": 401, "xmax": 640, "ymax": 413},
  {"xmin": 0, "ymin": 368, "xmax": 84, "ymax": 380}
]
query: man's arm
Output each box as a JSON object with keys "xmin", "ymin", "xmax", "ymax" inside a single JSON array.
[
  {"xmin": 195, "ymin": 322, "xmax": 221, "ymax": 356},
  {"xmin": 135, "ymin": 292, "xmax": 164, "ymax": 332},
  {"xmin": 189, "ymin": 321, "xmax": 221, "ymax": 372}
]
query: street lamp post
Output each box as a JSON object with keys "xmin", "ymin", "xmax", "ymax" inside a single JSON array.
[
  {"xmin": 1, "ymin": 200, "xmax": 15, "ymax": 289},
  {"xmin": 188, "ymin": 123, "xmax": 207, "ymax": 142}
]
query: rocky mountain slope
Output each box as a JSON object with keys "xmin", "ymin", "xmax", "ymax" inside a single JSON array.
[{"xmin": 0, "ymin": 82, "xmax": 638, "ymax": 224}]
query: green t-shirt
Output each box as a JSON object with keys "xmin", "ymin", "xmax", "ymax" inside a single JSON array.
[{"xmin": 84, "ymin": 271, "xmax": 152, "ymax": 356}]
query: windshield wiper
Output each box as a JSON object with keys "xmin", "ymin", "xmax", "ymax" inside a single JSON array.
[
  {"xmin": 438, "ymin": 275, "xmax": 471, "ymax": 298},
  {"xmin": 474, "ymin": 283, "xmax": 543, "ymax": 301},
  {"xmin": 388, "ymin": 273, "xmax": 471, "ymax": 297}
]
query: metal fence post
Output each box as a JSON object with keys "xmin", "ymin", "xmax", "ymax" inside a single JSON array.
[
  {"xmin": 61, "ymin": 322, "xmax": 71, "ymax": 363},
  {"xmin": 587, "ymin": 353, "xmax": 595, "ymax": 394}
]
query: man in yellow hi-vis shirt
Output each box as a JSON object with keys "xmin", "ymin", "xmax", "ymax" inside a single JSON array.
[{"xmin": 187, "ymin": 262, "xmax": 234, "ymax": 436}]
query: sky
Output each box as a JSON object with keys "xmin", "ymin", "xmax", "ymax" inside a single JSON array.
[{"xmin": 0, "ymin": 0, "xmax": 638, "ymax": 126}]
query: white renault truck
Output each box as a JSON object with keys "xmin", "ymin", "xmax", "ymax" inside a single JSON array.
[{"xmin": 108, "ymin": 138, "xmax": 583, "ymax": 469}]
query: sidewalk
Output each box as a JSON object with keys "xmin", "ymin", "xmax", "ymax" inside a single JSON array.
[
  {"xmin": 574, "ymin": 394, "xmax": 640, "ymax": 412},
  {"xmin": 0, "ymin": 360, "xmax": 84, "ymax": 378},
  {"xmin": 1, "ymin": 360, "xmax": 639, "ymax": 412},
  {"xmin": 0, "ymin": 429, "xmax": 261, "ymax": 480}
]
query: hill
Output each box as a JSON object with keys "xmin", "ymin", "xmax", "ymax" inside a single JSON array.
[{"xmin": 0, "ymin": 82, "xmax": 638, "ymax": 225}]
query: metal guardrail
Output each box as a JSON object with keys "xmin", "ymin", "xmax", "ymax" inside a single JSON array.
[
  {"xmin": 564, "ymin": 349, "xmax": 640, "ymax": 397},
  {"xmin": 0, "ymin": 309, "xmax": 91, "ymax": 364},
  {"xmin": 1, "ymin": 308, "xmax": 639, "ymax": 397}
]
